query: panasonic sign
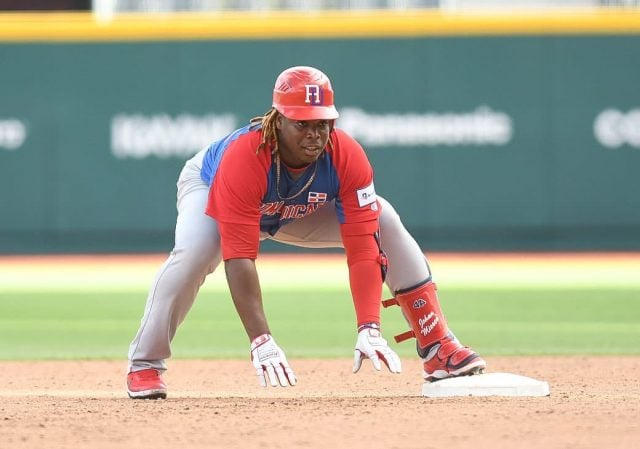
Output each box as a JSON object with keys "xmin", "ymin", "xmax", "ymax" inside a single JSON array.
[{"xmin": 338, "ymin": 106, "xmax": 513, "ymax": 147}]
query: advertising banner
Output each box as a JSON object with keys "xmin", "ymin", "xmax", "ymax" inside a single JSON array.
[{"xmin": 1, "ymin": 35, "xmax": 639, "ymax": 251}]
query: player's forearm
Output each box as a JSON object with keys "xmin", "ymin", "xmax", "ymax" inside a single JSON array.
[
  {"xmin": 340, "ymin": 230, "xmax": 384, "ymax": 327},
  {"xmin": 347, "ymin": 258, "xmax": 383, "ymax": 326},
  {"xmin": 224, "ymin": 258, "xmax": 270, "ymax": 341}
]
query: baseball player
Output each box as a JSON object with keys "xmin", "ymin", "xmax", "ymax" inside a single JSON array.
[{"xmin": 126, "ymin": 66, "xmax": 486, "ymax": 399}]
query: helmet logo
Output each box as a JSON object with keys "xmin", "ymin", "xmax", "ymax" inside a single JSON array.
[{"xmin": 304, "ymin": 84, "xmax": 323, "ymax": 105}]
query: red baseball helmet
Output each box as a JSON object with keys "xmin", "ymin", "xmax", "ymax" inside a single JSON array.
[{"xmin": 272, "ymin": 66, "xmax": 339, "ymax": 120}]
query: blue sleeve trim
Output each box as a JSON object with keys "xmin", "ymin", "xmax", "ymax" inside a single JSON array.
[{"xmin": 200, "ymin": 123, "xmax": 256, "ymax": 185}]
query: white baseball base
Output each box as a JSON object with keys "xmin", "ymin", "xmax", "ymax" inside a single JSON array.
[{"xmin": 422, "ymin": 372, "xmax": 550, "ymax": 397}]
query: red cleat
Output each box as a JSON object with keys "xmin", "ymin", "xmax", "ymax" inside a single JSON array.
[
  {"xmin": 422, "ymin": 336, "xmax": 486, "ymax": 382},
  {"xmin": 127, "ymin": 369, "xmax": 167, "ymax": 399}
]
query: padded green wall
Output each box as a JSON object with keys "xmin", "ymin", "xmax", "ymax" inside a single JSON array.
[{"xmin": 1, "ymin": 35, "xmax": 639, "ymax": 252}]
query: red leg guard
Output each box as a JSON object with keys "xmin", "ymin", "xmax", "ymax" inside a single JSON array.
[{"xmin": 382, "ymin": 281, "xmax": 449, "ymax": 349}]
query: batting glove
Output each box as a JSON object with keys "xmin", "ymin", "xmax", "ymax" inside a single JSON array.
[
  {"xmin": 353, "ymin": 324, "xmax": 402, "ymax": 374},
  {"xmin": 250, "ymin": 334, "xmax": 297, "ymax": 387}
]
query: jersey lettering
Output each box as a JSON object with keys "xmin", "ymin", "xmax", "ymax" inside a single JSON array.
[
  {"xmin": 259, "ymin": 201, "xmax": 285, "ymax": 215},
  {"xmin": 261, "ymin": 202, "xmax": 320, "ymax": 220}
]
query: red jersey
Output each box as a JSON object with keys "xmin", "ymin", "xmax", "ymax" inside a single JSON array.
[{"xmin": 204, "ymin": 125, "xmax": 383, "ymax": 326}]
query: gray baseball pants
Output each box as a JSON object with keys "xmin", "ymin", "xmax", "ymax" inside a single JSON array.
[{"xmin": 128, "ymin": 149, "xmax": 431, "ymax": 372}]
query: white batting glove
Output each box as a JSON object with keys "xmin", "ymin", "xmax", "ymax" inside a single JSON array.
[
  {"xmin": 353, "ymin": 324, "xmax": 402, "ymax": 374},
  {"xmin": 250, "ymin": 334, "xmax": 297, "ymax": 387}
]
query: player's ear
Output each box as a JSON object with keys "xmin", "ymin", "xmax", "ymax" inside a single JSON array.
[{"xmin": 275, "ymin": 114, "xmax": 285, "ymax": 130}]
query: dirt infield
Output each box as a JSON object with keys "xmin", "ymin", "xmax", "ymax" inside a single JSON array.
[
  {"xmin": 0, "ymin": 357, "xmax": 638, "ymax": 449},
  {"xmin": 1, "ymin": 253, "xmax": 639, "ymax": 448}
]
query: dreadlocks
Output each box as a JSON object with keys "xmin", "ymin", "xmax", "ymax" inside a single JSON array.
[
  {"xmin": 250, "ymin": 108, "xmax": 279, "ymax": 155},
  {"xmin": 250, "ymin": 107, "xmax": 335, "ymax": 156}
]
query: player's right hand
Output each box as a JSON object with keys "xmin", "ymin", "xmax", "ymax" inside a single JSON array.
[{"xmin": 250, "ymin": 334, "xmax": 297, "ymax": 387}]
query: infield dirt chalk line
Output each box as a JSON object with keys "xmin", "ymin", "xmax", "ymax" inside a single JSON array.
[{"xmin": 0, "ymin": 389, "xmax": 416, "ymax": 399}]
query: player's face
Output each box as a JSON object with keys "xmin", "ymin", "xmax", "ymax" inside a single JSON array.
[{"xmin": 276, "ymin": 115, "xmax": 331, "ymax": 168}]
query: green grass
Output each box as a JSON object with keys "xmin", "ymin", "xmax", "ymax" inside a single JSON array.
[{"xmin": 0, "ymin": 287, "xmax": 638, "ymax": 360}]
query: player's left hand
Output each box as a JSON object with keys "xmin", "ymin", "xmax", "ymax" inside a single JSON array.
[{"xmin": 353, "ymin": 325, "xmax": 402, "ymax": 374}]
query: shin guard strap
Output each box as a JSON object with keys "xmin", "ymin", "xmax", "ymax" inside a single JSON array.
[
  {"xmin": 382, "ymin": 298, "xmax": 398, "ymax": 308},
  {"xmin": 393, "ymin": 330, "xmax": 415, "ymax": 343}
]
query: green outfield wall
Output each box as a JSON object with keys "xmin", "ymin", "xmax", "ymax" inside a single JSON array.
[{"xmin": 1, "ymin": 11, "xmax": 639, "ymax": 252}]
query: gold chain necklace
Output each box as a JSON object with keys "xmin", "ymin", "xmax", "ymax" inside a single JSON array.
[{"xmin": 274, "ymin": 152, "xmax": 318, "ymax": 201}]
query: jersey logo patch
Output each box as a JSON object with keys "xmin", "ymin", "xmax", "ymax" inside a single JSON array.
[
  {"xmin": 356, "ymin": 182, "xmax": 376, "ymax": 208},
  {"xmin": 308, "ymin": 191, "xmax": 327, "ymax": 203}
]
